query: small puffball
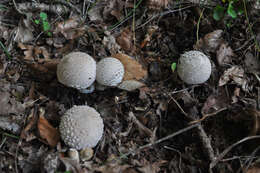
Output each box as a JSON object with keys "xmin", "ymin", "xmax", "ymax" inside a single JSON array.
[
  {"xmin": 59, "ymin": 105, "xmax": 104, "ymax": 150},
  {"xmin": 57, "ymin": 52, "xmax": 96, "ymax": 90},
  {"xmin": 177, "ymin": 51, "xmax": 211, "ymax": 84},
  {"xmin": 96, "ymin": 57, "xmax": 124, "ymax": 86}
]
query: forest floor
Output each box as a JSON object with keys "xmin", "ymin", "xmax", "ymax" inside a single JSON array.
[{"xmin": 0, "ymin": 0, "xmax": 260, "ymax": 172}]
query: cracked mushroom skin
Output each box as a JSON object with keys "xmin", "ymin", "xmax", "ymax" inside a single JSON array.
[
  {"xmin": 96, "ymin": 57, "xmax": 125, "ymax": 86},
  {"xmin": 57, "ymin": 52, "xmax": 96, "ymax": 90},
  {"xmin": 177, "ymin": 51, "xmax": 211, "ymax": 84},
  {"xmin": 59, "ymin": 105, "xmax": 104, "ymax": 150}
]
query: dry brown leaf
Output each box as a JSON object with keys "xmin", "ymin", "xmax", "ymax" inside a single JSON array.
[
  {"xmin": 54, "ymin": 18, "xmax": 85, "ymax": 40},
  {"xmin": 14, "ymin": 18, "xmax": 34, "ymax": 43},
  {"xmin": 103, "ymin": 0, "xmax": 125, "ymax": 21},
  {"xmin": 201, "ymin": 87, "xmax": 230, "ymax": 115},
  {"xmin": 219, "ymin": 66, "xmax": 247, "ymax": 89},
  {"xmin": 244, "ymin": 51, "xmax": 260, "ymax": 73},
  {"xmin": 112, "ymin": 53, "xmax": 147, "ymax": 81},
  {"xmin": 194, "ymin": 30, "xmax": 223, "ymax": 53},
  {"xmin": 116, "ymin": 27, "xmax": 133, "ymax": 52},
  {"xmin": 147, "ymin": 0, "xmax": 169, "ymax": 10},
  {"xmin": 216, "ymin": 43, "xmax": 234, "ymax": 65},
  {"xmin": 21, "ymin": 108, "xmax": 38, "ymax": 141},
  {"xmin": 38, "ymin": 108, "xmax": 60, "ymax": 147},
  {"xmin": 137, "ymin": 159, "xmax": 167, "ymax": 173},
  {"xmin": 0, "ymin": 91, "xmax": 25, "ymax": 115},
  {"xmin": 117, "ymin": 80, "xmax": 145, "ymax": 91}
]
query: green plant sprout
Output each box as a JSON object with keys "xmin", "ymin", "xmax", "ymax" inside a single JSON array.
[
  {"xmin": 213, "ymin": 0, "xmax": 243, "ymax": 21},
  {"xmin": 0, "ymin": 40, "xmax": 11, "ymax": 59},
  {"xmin": 34, "ymin": 12, "xmax": 52, "ymax": 37},
  {"xmin": 171, "ymin": 62, "xmax": 177, "ymax": 72}
]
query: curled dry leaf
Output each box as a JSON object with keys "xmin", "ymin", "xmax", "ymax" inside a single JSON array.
[
  {"xmin": 14, "ymin": 18, "xmax": 34, "ymax": 43},
  {"xmin": 37, "ymin": 108, "xmax": 60, "ymax": 147},
  {"xmin": 216, "ymin": 43, "xmax": 234, "ymax": 65},
  {"xmin": 201, "ymin": 87, "xmax": 230, "ymax": 115},
  {"xmin": 112, "ymin": 53, "xmax": 147, "ymax": 81},
  {"xmin": 116, "ymin": 27, "xmax": 133, "ymax": 52},
  {"xmin": 0, "ymin": 91, "xmax": 25, "ymax": 115},
  {"xmin": 103, "ymin": 31, "xmax": 121, "ymax": 54},
  {"xmin": 54, "ymin": 17, "xmax": 85, "ymax": 40},
  {"xmin": 244, "ymin": 52, "xmax": 260, "ymax": 73},
  {"xmin": 219, "ymin": 66, "xmax": 248, "ymax": 90},
  {"xmin": 194, "ymin": 30, "xmax": 223, "ymax": 53},
  {"xmin": 103, "ymin": 0, "xmax": 125, "ymax": 21},
  {"xmin": 18, "ymin": 43, "xmax": 50, "ymax": 62},
  {"xmin": 117, "ymin": 80, "xmax": 145, "ymax": 91},
  {"xmin": 147, "ymin": 0, "xmax": 169, "ymax": 10}
]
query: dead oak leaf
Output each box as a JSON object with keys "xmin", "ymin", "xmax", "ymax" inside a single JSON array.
[
  {"xmin": 116, "ymin": 27, "xmax": 133, "ymax": 52},
  {"xmin": 216, "ymin": 43, "xmax": 234, "ymax": 65},
  {"xmin": 194, "ymin": 30, "xmax": 223, "ymax": 53},
  {"xmin": 38, "ymin": 108, "xmax": 60, "ymax": 147},
  {"xmin": 112, "ymin": 53, "xmax": 147, "ymax": 81},
  {"xmin": 219, "ymin": 66, "xmax": 248, "ymax": 90}
]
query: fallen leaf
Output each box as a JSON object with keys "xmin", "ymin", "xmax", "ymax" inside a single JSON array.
[
  {"xmin": 103, "ymin": 31, "xmax": 121, "ymax": 54},
  {"xmin": 54, "ymin": 17, "xmax": 85, "ymax": 40},
  {"xmin": 20, "ymin": 108, "xmax": 38, "ymax": 141},
  {"xmin": 0, "ymin": 115, "xmax": 23, "ymax": 135},
  {"xmin": 14, "ymin": 17, "xmax": 34, "ymax": 43},
  {"xmin": 244, "ymin": 51, "xmax": 260, "ymax": 73},
  {"xmin": 112, "ymin": 53, "xmax": 147, "ymax": 81},
  {"xmin": 201, "ymin": 87, "xmax": 230, "ymax": 115},
  {"xmin": 103, "ymin": 0, "xmax": 125, "ymax": 21},
  {"xmin": 37, "ymin": 108, "xmax": 60, "ymax": 147},
  {"xmin": 194, "ymin": 30, "xmax": 223, "ymax": 53},
  {"xmin": 147, "ymin": 0, "xmax": 169, "ymax": 10},
  {"xmin": 216, "ymin": 43, "xmax": 234, "ymax": 65},
  {"xmin": 137, "ymin": 159, "xmax": 167, "ymax": 173},
  {"xmin": 59, "ymin": 156, "xmax": 86, "ymax": 173},
  {"xmin": 219, "ymin": 66, "xmax": 248, "ymax": 90},
  {"xmin": 116, "ymin": 27, "xmax": 133, "ymax": 52},
  {"xmin": 0, "ymin": 91, "xmax": 25, "ymax": 115},
  {"xmin": 117, "ymin": 80, "xmax": 145, "ymax": 91}
]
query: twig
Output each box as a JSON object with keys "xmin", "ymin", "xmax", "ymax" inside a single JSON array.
[
  {"xmin": 120, "ymin": 123, "xmax": 199, "ymax": 158},
  {"xmin": 53, "ymin": 0, "xmax": 81, "ymax": 14},
  {"xmin": 196, "ymin": 8, "xmax": 205, "ymax": 43},
  {"xmin": 129, "ymin": 112, "xmax": 153, "ymax": 137},
  {"xmin": 190, "ymin": 107, "xmax": 228, "ymax": 124},
  {"xmin": 209, "ymin": 135, "xmax": 260, "ymax": 171}
]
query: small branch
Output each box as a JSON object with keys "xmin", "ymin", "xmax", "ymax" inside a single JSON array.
[
  {"xmin": 209, "ymin": 135, "xmax": 260, "ymax": 171},
  {"xmin": 120, "ymin": 123, "xmax": 199, "ymax": 158}
]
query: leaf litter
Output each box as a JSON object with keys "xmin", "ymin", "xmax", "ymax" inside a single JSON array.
[{"xmin": 0, "ymin": 0, "xmax": 260, "ymax": 172}]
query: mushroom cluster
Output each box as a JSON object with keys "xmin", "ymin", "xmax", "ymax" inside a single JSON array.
[{"xmin": 59, "ymin": 105, "xmax": 104, "ymax": 150}]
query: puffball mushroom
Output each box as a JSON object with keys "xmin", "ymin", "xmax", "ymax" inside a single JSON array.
[
  {"xmin": 57, "ymin": 52, "xmax": 96, "ymax": 91},
  {"xmin": 177, "ymin": 51, "xmax": 211, "ymax": 84},
  {"xmin": 59, "ymin": 105, "xmax": 104, "ymax": 150},
  {"xmin": 96, "ymin": 57, "xmax": 124, "ymax": 86}
]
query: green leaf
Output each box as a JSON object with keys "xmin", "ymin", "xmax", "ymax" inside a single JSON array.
[
  {"xmin": 40, "ymin": 12, "xmax": 48, "ymax": 21},
  {"xmin": 42, "ymin": 21, "xmax": 50, "ymax": 31},
  {"xmin": 227, "ymin": 1, "xmax": 237, "ymax": 18},
  {"xmin": 47, "ymin": 31, "xmax": 52, "ymax": 37},
  {"xmin": 171, "ymin": 63, "xmax": 177, "ymax": 72},
  {"xmin": 34, "ymin": 19, "xmax": 40, "ymax": 24},
  {"xmin": 213, "ymin": 5, "xmax": 225, "ymax": 21}
]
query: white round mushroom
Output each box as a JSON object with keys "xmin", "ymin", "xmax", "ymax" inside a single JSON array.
[
  {"xmin": 177, "ymin": 51, "xmax": 211, "ymax": 84},
  {"xmin": 96, "ymin": 57, "xmax": 124, "ymax": 86},
  {"xmin": 57, "ymin": 52, "xmax": 96, "ymax": 90},
  {"xmin": 59, "ymin": 105, "xmax": 104, "ymax": 150}
]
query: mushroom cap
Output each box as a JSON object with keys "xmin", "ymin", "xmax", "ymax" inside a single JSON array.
[
  {"xmin": 59, "ymin": 105, "xmax": 104, "ymax": 150},
  {"xmin": 177, "ymin": 51, "xmax": 211, "ymax": 84},
  {"xmin": 57, "ymin": 52, "xmax": 96, "ymax": 90},
  {"xmin": 96, "ymin": 57, "xmax": 124, "ymax": 86}
]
